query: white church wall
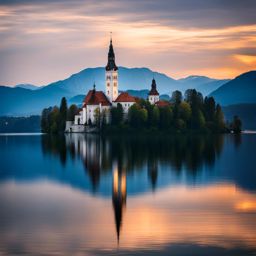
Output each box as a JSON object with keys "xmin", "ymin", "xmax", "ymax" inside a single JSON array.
[
  {"xmin": 149, "ymin": 95, "xmax": 159, "ymax": 105},
  {"xmin": 106, "ymin": 70, "xmax": 118, "ymax": 102},
  {"xmin": 112, "ymin": 102, "xmax": 135, "ymax": 113}
]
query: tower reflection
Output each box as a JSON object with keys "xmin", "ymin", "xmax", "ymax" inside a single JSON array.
[
  {"xmin": 112, "ymin": 164, "xmax": 127, "ymax": 242},
  {"xmin": 41, "ymin": 133, "xmax": 229, "ymax": 243}
]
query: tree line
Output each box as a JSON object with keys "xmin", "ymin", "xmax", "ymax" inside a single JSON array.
[
  {"xmin": 41, "ymin": 97, "xmax": 78, "ymax": 133},
  {"xmin": 109, "ymin": 89, "xmax": 242, "ymax": 133},
  {"xmin": 41, "ymin": 89, "xmax": 242, "ymax": 134}
]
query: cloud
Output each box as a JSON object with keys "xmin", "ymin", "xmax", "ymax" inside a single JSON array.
[{"xmin": 0, "ymin": 0, "xmax": 256, "ymax": 85}]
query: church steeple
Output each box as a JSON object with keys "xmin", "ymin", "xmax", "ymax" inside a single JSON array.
[
  {"xmin": 148, "ymin": 78, "xmax": 160, "ymax": 104},
  {"xmin": 106, "ymin": 37, "xmax": 118, "ymax": 71},
  {"xmin": 105, "ymin": 35, "xmax": 119, "ymax": 102}
]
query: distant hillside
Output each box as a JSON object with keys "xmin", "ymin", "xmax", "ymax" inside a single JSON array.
[
  {"xmin": 178, "ymin": 76, "xmax": 229, "ymax": 95},
  {"xmin": 69, "ymin": 90, "xmax": 170, "ymax": 105},
  {"xmin": 0, "ymin": 116, "xmax": 40, "ymax": 132},
  {"xmin": 15, "ymin": 84, "xmax": 40, "ymax": 90},
  {"xmin": 223, "ymin": 104, "xmax": 256, "ymax": 130},
  {"xmin": 210, "ymin": 71, "xmax": 256, "ymax": 106},
  {"xmin": 0, "ymin": 67, "xmax": 227, "ymax": 116}
]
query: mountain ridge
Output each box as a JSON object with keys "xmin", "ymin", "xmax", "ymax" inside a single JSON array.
[
  {"xmin": 210, "ymin": 70, "xmax": 256, "ymax": 106},
  {"xmin": 0, "ymin": 67, "xmax": 253, "ymax": 116}
]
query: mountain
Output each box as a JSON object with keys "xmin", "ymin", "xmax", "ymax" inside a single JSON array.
[
  {"xmin": 178, "ymin": 76, "xmax": 229, "ymax": 95},
  {"xmin": 222, "ymin": 104, "xmax": 256, "ymax": 130},
  {"xmin": 15, "ymin": 84, "xmax": 39, "ymax": 90},
  {"xmin": 44, "ymin": 67, "xmax": 179, "ymax": 95},
  {"xmin": 0, "ymin": 67, "xmax": 228, "ymax": 116},
  {"xmin": 69, "ymin": 90, "xmax": 171, "ymax": 106},
  {"xmin": 210, "ymin": 71, "xmax": 256, "ymax": 106}
]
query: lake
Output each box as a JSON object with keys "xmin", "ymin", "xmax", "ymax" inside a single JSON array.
[{"xmin": 0, "ymin": 133, "xmax": 256, "ymax": 255}]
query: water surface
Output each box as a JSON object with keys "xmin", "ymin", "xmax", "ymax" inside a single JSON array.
[{"xmin": 0, "ymin": 134, "xmax": 256, "ymax": 255}]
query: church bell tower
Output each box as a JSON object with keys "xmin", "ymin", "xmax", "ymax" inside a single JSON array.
[{"xmin": 105, "ymin": 36, "xmax": 118, "ymax": 102}]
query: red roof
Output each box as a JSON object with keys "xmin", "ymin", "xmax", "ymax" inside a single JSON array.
[
  {"xmin": 83, "ymin": 90, "xmax": 111, "ymax": 107},
  {"xmin": 155, "ymin": 100, "xmax": 170, "ymax": 107},
  {"xmin": 114, "ymin": 92, "xmax": 136, "ymax": 103}
]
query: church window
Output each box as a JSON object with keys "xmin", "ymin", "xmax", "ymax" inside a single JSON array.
[{"xmin": 114, "ymin": 82, "xmax": 116, "ymax": 87}]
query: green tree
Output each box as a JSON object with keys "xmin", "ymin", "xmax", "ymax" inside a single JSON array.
[
  {"xmin": 185, "ymin": 89, "xmax": 203, "ymax": 112},
  {"xmin": 178, "ymin": 101, "xmax": 192, "ymax": 122},
  {"xmin": 111, "ymin": 103, "xmax": 123, "ymax": 125},
  {"xmin": 128, "ymin": 104, "xmax": 148, "ymax": 128},
  {"xmin": 171, "ymin": 90, "xmax": 182, "ymax": 105},
  {"xmin": 41, "ymin": 107, "xmax": 52, "ymax": 133},
  {"xmin": 151, "ymin": 106, "xmax": 160, "ymax": 127},
  {"xmin": 204, "ymin": 97, "xmax": 216, "ymax": 122},
  {"xmin": 49, "ymin": 106, "xmax": 60, "ymax": 133},
  {"xmin": 231, "ymin": 115, "xmax": 242, "ymax": 134},
  {"xmin": 94, "ymin": 107, "xmax": 101, "ymax": 128},
  {"xmin": 67, "ymin": 104, "xmax": 78, "ymax": 121},
  {"xmin": 159, "ymin": 106, "xmax": 173, "ymax": 129},
  {"xmin": 215, "ymin": 104, "xmax": 225, "ymax": 131},
  {"xmin": 59, "ymin": 97, "xmax": 68, "ymax": 131}
]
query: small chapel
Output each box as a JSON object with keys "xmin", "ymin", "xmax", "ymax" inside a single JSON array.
[{"xmin": 66, "ymin": 37, "xmax": 166, "ymax": 132}]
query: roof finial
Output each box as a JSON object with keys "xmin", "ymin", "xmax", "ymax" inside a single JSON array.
[
  {"xmin": 93, "ymin": 82, "xmax": 96, "ymax": 91},
  {"xmin": 110, "ymin": 31, "xmax": 112, "ymax": 43}
]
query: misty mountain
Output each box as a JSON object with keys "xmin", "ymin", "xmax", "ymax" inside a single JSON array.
[
  {"xmin": 222, "ymin": 104, "xmax": 256, "ymax": 130},
  {"xmin": 178, "ymin": 76, "xmax": 230, "ymax": 96},
  {"xmin": 210, "ymin": 71, "xmax": 256, "ymax": 106},
  {"xmin": 0, "ymin": 66, "xmax": 231, "ymax": 116},
  {"xmin": 15, "ymin": 84, "xmax": 40, "ymax": 90}
]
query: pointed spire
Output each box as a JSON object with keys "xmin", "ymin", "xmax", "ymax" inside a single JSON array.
[
  {"xmin": 149, "ymin": 78, "xmax": 159, "ymax": 96},
  {"xmin": 106, "ymin": 34, "xmax": 118, "ymax": 71}
]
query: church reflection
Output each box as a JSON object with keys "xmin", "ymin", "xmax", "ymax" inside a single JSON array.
[
  {"xmin": 112, "ymin": 164, "xmax": 126, "ymax": 242},
  {"xmin": 41, "ymin": 133, "xmax": 227, "ymax": 242}
]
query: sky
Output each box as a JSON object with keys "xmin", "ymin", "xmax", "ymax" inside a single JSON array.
[{"xmin": 0, "ymin": 0, "xmax": 256, "ymax": 86}]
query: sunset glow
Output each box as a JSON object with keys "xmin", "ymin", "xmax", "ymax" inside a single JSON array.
[{"xmin": 0, "ymin": 0, "xmax": 256, "ymax": 85}]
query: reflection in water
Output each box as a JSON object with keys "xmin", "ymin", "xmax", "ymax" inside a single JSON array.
[
  {"xmin": 0, "ymin": 133, "xmax": 256, "ymax": 255},
  {"xmin": 40, "ymin": 133, "xmax": 245, "ymax": 242},
  {"xmin": 112, "ymin": 165, "xmax": 126, "ymax": 242}
]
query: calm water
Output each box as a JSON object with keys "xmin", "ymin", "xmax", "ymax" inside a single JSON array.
[{"xmin": 0, "ymin": 133, "xmax": 256, "ymax": 256}]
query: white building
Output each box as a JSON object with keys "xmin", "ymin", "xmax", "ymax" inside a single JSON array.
[
  {"xmin": 66, "ymin": 38, "xmax": 136, "ymax": 132},
  {"xmin": 148, "ymin": 78, "xmax": 159, "ymax": 104},
  {"xmin": 65, "ymin": 37, "xmax": 171, "ymax": 132}
]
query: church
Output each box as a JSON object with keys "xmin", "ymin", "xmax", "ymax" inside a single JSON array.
[{"xmin": 66, "ymin": 37, "xmax": 166, "ymax": 132}]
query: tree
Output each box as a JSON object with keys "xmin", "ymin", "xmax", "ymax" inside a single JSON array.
[
  {"xmin": 185, "ymin": 89, "xmax": 203, "ymax": 112},
  {"xmin": 101, "ymin": 109, "xmax": 107, "ymax": 129},
  {"xmin": 171, "ymin": 90, "xmax": 182, "ymax": 105},
  {"xmin": 59, "ymin": 97, "xmax": 68, "ymax": 131},
  {"xmin": 67, "ymin": 104, "xmax": 78, "ymax": 121},
  {"xmin": 128, "ymin": 104, "xmax": 148, "ymax": 128},
  {"xmin": 159, "ymin": 106, "xmax": 172, "ymax": 129},
  {"xmin": 215, "ymin": 104, "xmax": 225, "ymax": 131},
  {"xmin": 94, "ymin": 107, "xmax": 101, "ymax": 128},
  {"xmin": 204, "ymin": 97, "xmax": 216, "ymax": 122},
  {"xmin": 178, "ymin": 101, "xmax": 192, "ymax": 122},
  {"xmin": 151, "ymin": 106, "xmax": 160, "ymax": 127},
  {"xmin": 111, "ymin": 103, "xmax": 123, "ymax": 125},
  {"xmin": 49, "ymin": 106, "xmax": 60, "ymax": 133},
  {"xmin": 231, "ymin": 115, "xmax": 242, "ymax": 134},
  {"xmin": 41, "ymin": 107, "xmax": 52, "ymax": 133}
]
